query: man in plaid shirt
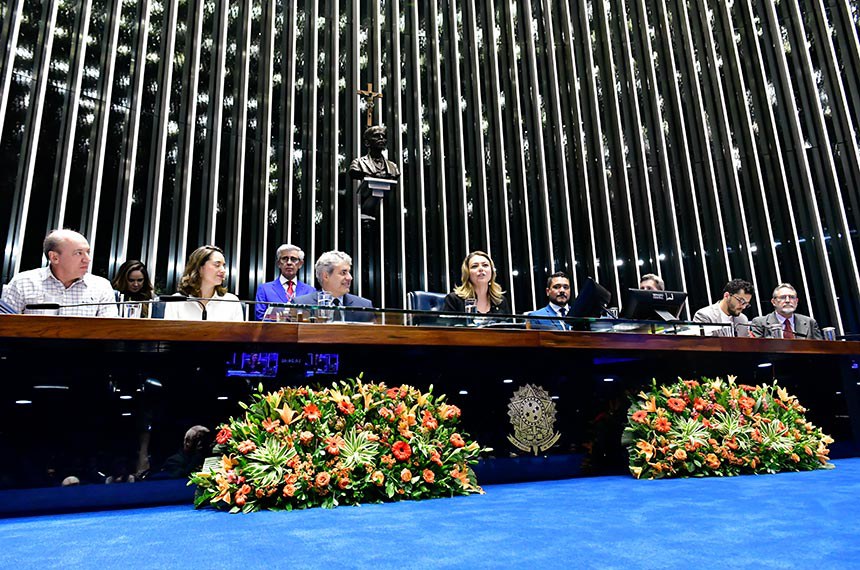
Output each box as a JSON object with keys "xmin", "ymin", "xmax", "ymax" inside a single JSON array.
[{"xmin": 1, "ymin": 229, "xmax": 118, "ymax": 317}]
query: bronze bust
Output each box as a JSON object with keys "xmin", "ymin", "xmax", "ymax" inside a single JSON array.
[{"xmin": 349, "ymin": 126, "xmax": 399, "ymax": 181}]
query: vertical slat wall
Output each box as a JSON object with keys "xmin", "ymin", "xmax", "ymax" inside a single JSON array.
[{"xmin": 0, "ymin": 0, "xmax": 859, "ymax": 333}]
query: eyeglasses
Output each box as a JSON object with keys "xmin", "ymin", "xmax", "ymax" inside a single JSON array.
[
  {"xmin": 731, "ymin": 294, "xmax": 751, "ymax": 307},
  {"xmin": 774, "ymin": 294, "xmax": 798, "ymax": 302},
  {"xmin": 280, "ymin": 256, "xmax": 301, "ymax": 264}
]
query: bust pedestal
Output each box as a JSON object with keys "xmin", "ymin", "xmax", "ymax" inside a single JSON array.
[{"xmin": 357, "ymin": 176, "xmax": 397, "ymax": 209}]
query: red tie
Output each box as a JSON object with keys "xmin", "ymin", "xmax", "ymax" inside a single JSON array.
[
  {"xmin": 287, "ymin": 281, "xmax": 295, "ymax": 299},
  {"xmin": 783, "ymin": 319, "xmax": 795, "ymax": 339}
]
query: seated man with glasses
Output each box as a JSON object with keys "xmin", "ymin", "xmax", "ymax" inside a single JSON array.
[
  {"xmin": 692, "ymin": 278, "xmax": 754, "ymax": 337},
  {"xmin": 750, "ymin": 283, "xmax": 823, "ymax": 340},
  {"xmin": 253, "ymin": 244, "xmax": 316, "ymax": 320}
]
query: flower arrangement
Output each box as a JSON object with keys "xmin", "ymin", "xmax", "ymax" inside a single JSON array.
[
  {"xmin": 622, "ymin": 375, "xmax": 833, "ymax": 479},
  {"xmin": 189, "ymin": 375, "xmax": 488, "ymax": 512}
]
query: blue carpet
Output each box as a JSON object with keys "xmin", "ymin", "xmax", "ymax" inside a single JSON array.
[{"xmin": 3, "ymin": 459, "xmax": 860, "ymax": 569}]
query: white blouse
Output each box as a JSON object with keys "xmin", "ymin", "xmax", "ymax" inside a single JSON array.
[{"xmin": 162, "ymin": 292, "xmax": 245, "ymax": 322}]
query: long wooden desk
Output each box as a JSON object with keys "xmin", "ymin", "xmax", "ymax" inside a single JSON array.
[{"xmin": 0, "ymin": 315, "xmax": 858, "ymax": 514}]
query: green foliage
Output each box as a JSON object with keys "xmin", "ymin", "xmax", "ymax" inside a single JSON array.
[
  {"xmin": 623, "ymin": 375, "xmax": 834, "ymax": 479},
  {"xmin": 189, "ymin": 375, "xmax": 488, "ymax": 512}
]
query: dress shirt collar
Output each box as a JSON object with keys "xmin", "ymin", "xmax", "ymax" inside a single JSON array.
[{"xmin": 548, "ymin": 302, "xmax": 568, "ymax": 316}]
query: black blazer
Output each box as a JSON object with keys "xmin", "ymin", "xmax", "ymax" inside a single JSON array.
[{"xmin": 443, "ymin": 292, "xmax": 512, "ymax": 314}]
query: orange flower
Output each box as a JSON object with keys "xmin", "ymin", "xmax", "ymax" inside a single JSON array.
[
  {"xmin": 400, "ymin": 468, "xmax": 412, "ymax": 482},
  {"xmin": 443, "ymin": 405, "xmax": 462, "ymax": 420},
  {"xmin": 693, "ymin": 397, "xmax": 705, "ymax": 412},
  {"xmin": 673, "ymin": 448, "xmax": 687, "ymax": 461},
  {"xmin": 654, "ymin": 417, "xmax": 671, "ymax": 433},
  {"xmin": 315, "ymin": 472, "xmax": 331, "ymax": 487},
  {"xmin": 337, "ymin": 400, "xmax": 355, "ymax": 415},
  {"xmin": 430, "ymin": 449, "xmax": 443, "ymax": 466},
  {"xmin": 422, "ymin": 469, "xmax": 435, "ymax": 484},
  {"xmin": 636, "ymin": 440, "xmax": 655, "ymax": 461},
  {"xmin": 237, "ymin": 440, "xmax": 257, "ymax": 454},
  {"xmin": 299, "ymin": 431, "xmax": 314, "ymax": 445},
  {"xmin": 422, "ymin": 410, "xmax": 438, "ymax": 430},
  {"xmin": 392, "ymin": 440, "xmax": 412, "ymax": 461},
  {"xmin": 386, "ymin": 387, "xmax": 401, "ymax": 399},
  {"xmin": 790, "ymin": 453, "xmax": 800, "ymax": 463},
  {"xmin": 381, "ymin": 454, "xmax": 396, "ymax": 468},
  {"xmin": 338, "ymin": 477, "xmax": 350, "ymax": 490},
  {"xmin": 738, "ymin": 396, "xmax": 755, "ymax": 410},
  {"xmin": 262, "ymin": 418, "xmax": 280, "ymax": 433},
  {"xmin": 667, "ymin": 398, "xmax": 686, "ymax": 413},
  {"xmin": 283, "ymin": 484, "xmax": 296, "ymax": 497},
  {"xmin": 705, "ymin": 453, "xmax": 721, "ymax": 469},
  {"xmin": 631, "ymin": 410, "xmax": 649, "ymax": 424},
  {"xmin": 325, "ymin": 435, "xmax": 345, "ymax": 456},
  {"xmin": 725, "ymin": 436, "xmax": 739, "ymax": 450},
  {"xmin": 303, "ymin": 403, "xmax": 321, "ymax": 422},
  {"xmin": 450, "ymin": 433, "xmax": 466, "ymax": 448},
  {"xmin": 371, "ymin": 470, "xmax": 385, "ymax": 486}
]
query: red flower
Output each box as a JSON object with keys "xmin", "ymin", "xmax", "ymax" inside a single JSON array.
[
  {"xmin": 215, "ymin": 427, "xmax": 232, "ymax": 444},
  {"xmin": 337, "ymin": 400, "xmax": 355, "ymax": 415},
  {"xmin": 303, "ymin": 403, "xmax": 321, "ymax": 422},
  {"xmin": 450, "ymin": 433, "xmax": 465, "ymax": 448},
  {"xmin": 237, "ymin": 440, "xmax": 257, "ymax": 454},
  {"xmin": 392, "ymin": 440, "xmax": 412, "ymax": 461},
  {"xmin": 315, "ymin": 472, "xmax": 331, "ymax": 487},
  {"xmin": 631, "ymin": 410, "xmax": 649, "ymax": 424},
  {"xmin": 262, "ymin": 418, "xmax": 280, "ymax": 433},
  {"xmin": 422, "ymin": 410, "xmax": 438, "ymax": 430},
  {"xmin": 422, "ymin": 469, "xmax": 435, "ymax": 484},
  {"xmin": 654, "ymin": 417, "xmax": 671, "ymax": 433},
  {"xmin": 386, "ymin": 387, "xmax": 401, "ymax": 399},
  {"xmin": 400, "ymin": 468, "xmax": 412, "ymax": 482},
  {"xmin": 338, "ymin": 477, "xmax": 350, "ymax": 490},
  {"xmin": 693, "ymin": 397, "xmax": 705, "ymax": 412},
  {"xmin": 667, "ymin": 398, "xmax": 687, "ymax": 413},
  {"xmin": 739, "ymin": 396, "xmax": 756, "ymax": 411},
  {"xmin": 234, "ymin": 494, "xmax": 246, "ymax": 507}
]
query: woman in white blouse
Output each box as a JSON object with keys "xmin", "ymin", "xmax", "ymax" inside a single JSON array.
[{"xmin": 163, "ymin": 245, "xmax": 245, "ymax": 322}]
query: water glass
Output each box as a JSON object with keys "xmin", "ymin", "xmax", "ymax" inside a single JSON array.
[
  {"xmin": 317, "ymin": 292, "xmax": 334, "ymax": 322},
  {"xmin": 123, "ymin": 303, "xmax": 143, "ymax": 318},
  {"xmin": 767, "ymin": 324, "xmax": 784, "ymax": 339}
]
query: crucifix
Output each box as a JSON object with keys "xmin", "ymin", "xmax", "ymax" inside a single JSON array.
[{"xmin": 357, "ymin": 83, "xmax": 383, "ymax": 127}]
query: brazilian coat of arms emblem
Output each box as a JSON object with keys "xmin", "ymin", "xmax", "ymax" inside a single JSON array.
[{"xmin": 507, "ymin": 383, "xmax": 561, "ymax": 455}]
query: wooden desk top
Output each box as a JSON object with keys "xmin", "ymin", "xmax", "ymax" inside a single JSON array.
[{"xmin": 0, "ymin": 315, "xmax": 857, "ymax": 355}]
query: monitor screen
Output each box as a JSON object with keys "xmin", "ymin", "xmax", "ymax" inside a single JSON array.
[
  {"xmin": 306, "ymin": 353, "xmax": 340, "ymax": 376},
  {"xmin": 226, "ymin": 352, "xmax": 279, "ymax": 378},
  {"xmin": 620, "ymin": 289, "xmax": 687, "ymax": 321},
  {"xmin": 569, "ymin": 277, "xmax": 612, "ymax": 318}
]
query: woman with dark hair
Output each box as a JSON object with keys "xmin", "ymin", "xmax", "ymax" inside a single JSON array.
[
  {"xmin": 443, "ymin": 250, "xmax": 511, "ymax": 314},
  {"xmin": 112, "ymin": 260, "xmax": 156, "ymax": 317},
  {"xmin": 163, "ymin": 245, "xmax": 244, "ymax": 321}
]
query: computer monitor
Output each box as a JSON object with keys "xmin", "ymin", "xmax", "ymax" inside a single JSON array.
[
  {"xmin": 570, "ymin": 277, "xmax": 613, "ymax": 318},
  {"xmin": 620, "ymin": 289, "xmax": 687, "ymax": 322},
  {"xmin": 226, "ymin": 352, "xmax": 279, "ymax": 378}
]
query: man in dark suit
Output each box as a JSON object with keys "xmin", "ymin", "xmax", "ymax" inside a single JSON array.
[
  {"xmin": 528, "ymin": 272, "xmax": 572, "ymax": 331},
  {"xmin": 294, "ymin": 250, "xmax": 375, "ymax": 323},
  {"xmin": 751, "ymin": 283, "xmax": 823, "ymax": 340},
  {"xmin": 254, "ymin": 243, "xmax": 315, "ymax": 320}
]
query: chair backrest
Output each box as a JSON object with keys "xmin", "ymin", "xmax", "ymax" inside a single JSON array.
[{"xmin": 406, "ymin": 291, "xmax": 447, "ymax": 312}]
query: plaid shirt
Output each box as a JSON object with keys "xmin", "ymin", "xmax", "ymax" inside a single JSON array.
[{"xmin": 1, "ymin": 266, "xmax": 119, "ymax": 317}]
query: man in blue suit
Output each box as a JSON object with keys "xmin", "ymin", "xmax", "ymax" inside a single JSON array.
[
  {"xmin": 254, "ymin": 244, "xmax": 315, "ymax": 320},
  {"xmin": 294, "ymin": 250, "xmax": 375, "ymax": 323},
  {"xmin": 529, "ymin": 272, "xmax": 572, "ymax": 331}
]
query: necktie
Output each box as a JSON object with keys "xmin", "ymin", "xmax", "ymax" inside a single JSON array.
[
  {"xmin": 286, "ymin": 280, "xmax": 295, "ymax": 299},
  {"xmin": 559, "ymin": 306, "xmax": 568, "ymax": 330},
  {"xmin": 783, "ymin": 319, "xmax": 795, "ymax": 339},
  {"xmin": 332, "ymin": 298, "xmax": 341, "ymax": 306}
]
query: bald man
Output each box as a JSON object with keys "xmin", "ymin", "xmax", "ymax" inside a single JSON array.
[{"xmin": 1, "ymin": 229, "xmax": 118, "ymax": 317}]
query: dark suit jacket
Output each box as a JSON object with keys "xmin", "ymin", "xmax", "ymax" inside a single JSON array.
[
  {"xmin": 293, "ymin": 291, "xmax": 375, "ymax": 323},
  {"xmin": 528, "ymin": 305, "xmax": 569, "ymax": 331},
  {"xmin": 443, "ymin": 292, "xmax": 512, "ymax": 314},
  {"xmin": 254, "ymin": 278, "xmax": 315, "ymax": 320},
  {"xmin": 750, "ymin": 311, "xmax": 823, "ymax": 340}
]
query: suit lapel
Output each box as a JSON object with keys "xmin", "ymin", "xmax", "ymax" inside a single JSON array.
[{"xmin": 274, "ymin": 281, "xmax": 289, "ymax": 303}]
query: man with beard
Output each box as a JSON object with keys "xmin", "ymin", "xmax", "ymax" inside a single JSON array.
[
  {"xmin": 528, "ymin": 272, "xmax": 573, "ymax": 330},
  {"xmin": 692, "ymin": 278, "xmax": 753, "ymax": 337},
  {"xmin": 750, "ymin": 283, "xmax": 822, "ymax": 340}
]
